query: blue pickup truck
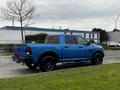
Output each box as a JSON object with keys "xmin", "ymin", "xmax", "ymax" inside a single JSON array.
[{"xmin": 13, "ymin": 34, "xmax": 104, "ymax": 72}]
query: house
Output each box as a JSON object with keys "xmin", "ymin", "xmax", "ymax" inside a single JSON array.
[{"xmin": 0, "ymin": 26, "xmax": 100, "ymax": 44}]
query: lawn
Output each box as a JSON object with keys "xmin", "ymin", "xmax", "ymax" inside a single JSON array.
[{"xmin": 0, "ymin": 63, "xmax": 120, "ymax": 90}]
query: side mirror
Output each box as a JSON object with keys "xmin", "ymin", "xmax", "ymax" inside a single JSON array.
[
  {"xmin": 89, "ymin": 39, "xmax": 95, "ymax": 43},
  {"xmin": 87, "ymin": 42, "xmax": 90, "ymax": 45}
]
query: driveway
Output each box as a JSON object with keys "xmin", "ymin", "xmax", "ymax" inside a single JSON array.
[
  {"xmin": 0, "ymin": 56, "xmax": 37, "ymax": 78},
  {"xmin": 103, "ymin": 50, "xmax": 120, "ymax": 64},
  {"xmin": 0, "ymin": 50, "xmax": 120, "ymax": 78}
]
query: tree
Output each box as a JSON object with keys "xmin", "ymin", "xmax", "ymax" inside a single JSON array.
[
  {"xmin": 113, "ymin": 28, "xmax": 120, "ymax": 32},
  {"xmin": 92, "ymin": 28, "xmax": 109, "ymax": 43},
  {"xmin": 1, "ymin": 0, "xmax": 36, "ymax": 43}
]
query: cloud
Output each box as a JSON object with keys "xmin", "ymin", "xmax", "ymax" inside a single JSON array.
[
  {"xmin": 1, "ymin": 0, "xmax": 120, "ymax": 31},
  {"xmin": 34, "ymin": 0, "xmax": 120, "ymax": 21}
]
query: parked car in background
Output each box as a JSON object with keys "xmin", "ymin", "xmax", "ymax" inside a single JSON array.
[
  {"xmin": 106, "ymin": 42, "xmax": 120, "ymax": 47},
  {"xmin": 12, "ymin": 34, "xmax": 104, "ymax": 72}
]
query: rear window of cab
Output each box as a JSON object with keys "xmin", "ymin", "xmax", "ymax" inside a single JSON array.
[{"xmin": 45, "ymin": 36, "xmax": 59, "ymax": 44}]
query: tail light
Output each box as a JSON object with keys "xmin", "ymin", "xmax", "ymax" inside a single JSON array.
[{"xmin": 25, "ymin": 47, "xmax": 31, "ymax": 55}]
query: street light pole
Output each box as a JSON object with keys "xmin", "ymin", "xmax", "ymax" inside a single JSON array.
[{"xmin": 115, "ymin": 15, "xmax": 120, "ymax": 29}]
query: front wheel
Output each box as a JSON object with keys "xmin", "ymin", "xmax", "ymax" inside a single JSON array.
[
  {"xmin": 91, "ymin": 53, "xmax": 103, "ymax": 65},
  {"xmin": 40, "ymin": 56, "xmax": 56, "ymax": 72}
]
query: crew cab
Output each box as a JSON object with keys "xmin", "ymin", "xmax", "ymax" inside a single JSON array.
[{"xmin": 12, "ymin": 34, "xmax": 104, "ymax": 72}]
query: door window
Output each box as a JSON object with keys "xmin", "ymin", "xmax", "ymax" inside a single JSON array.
[
  {"xmin": 65, "ymin": 36, "xmax": 78, "ymax": 44},
  {"xmin": 77, "ymin": 36, "xmax": 87, "ymax": 44}
]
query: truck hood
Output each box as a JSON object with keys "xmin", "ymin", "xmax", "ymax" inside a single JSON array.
[{"xmin": 89, "ymin": 43, "xmax": 104, "ymax": 49}]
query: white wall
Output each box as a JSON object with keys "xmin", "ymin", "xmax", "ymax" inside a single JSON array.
[
  {"xmin": 0, "ymin": 29, "xmax": 22, "ymax": 44},
  {"xmin": 25, "ymin": 31, "xmax": 64, "ymax": 35},
  {"xmin": 0, "ymin": 30, "xmax": 64, "ymax": 44},
  {"xmin": 108, "ymin": 32, "xmax": 120, "ymax": 42}
]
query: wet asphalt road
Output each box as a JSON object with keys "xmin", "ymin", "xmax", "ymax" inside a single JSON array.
[{"xmin": 0, "ymin": 50, "xmax": 120, "ymax": 78}]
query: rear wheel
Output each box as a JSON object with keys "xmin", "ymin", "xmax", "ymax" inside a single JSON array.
[
  {"xmin": 40, "ymin": 56, "xmax": 56, "ymax": 72},
  {"xmin": 91, "ymin": 53, "xmax": 103, "ymax": 65}
]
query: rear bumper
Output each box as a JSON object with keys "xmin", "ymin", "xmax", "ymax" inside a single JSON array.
[{"xmin": 12, "ymin": 55, "xmax": 32, "ymax": 63}]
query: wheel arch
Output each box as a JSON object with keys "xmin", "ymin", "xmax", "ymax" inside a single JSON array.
[
  {"xmin": 91, "ymin": 50, "xmax": 104, "ymax": 59},
  {"xmin": 38, "ymin": 51, "xmax": 59, "ymax": 63}
]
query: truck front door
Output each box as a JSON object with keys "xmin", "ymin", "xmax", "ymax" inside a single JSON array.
[
  {"xmin": 62, "ymin": 35, "xmax": 83, "ymax": 61},
  {"xmin": 76, "ymin": 36, "xmax": 90, "ymax": 59},
  {"xmin": 62, "ymin": 35, "xmax": 90, "ymax": 61}
]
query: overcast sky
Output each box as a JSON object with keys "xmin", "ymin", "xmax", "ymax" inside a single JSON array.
[{"xmin": 1, "ymin": 0, "xmax": 120, "ymax": 31}]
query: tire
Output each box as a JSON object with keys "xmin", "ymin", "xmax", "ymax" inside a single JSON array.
[
  {"xmin": 91, "ymin": 53, "xmax": 103, "ymax": 65},
  {"xmin": 40, "ymin": 56, "xmax": 56, "ymax": 72}
]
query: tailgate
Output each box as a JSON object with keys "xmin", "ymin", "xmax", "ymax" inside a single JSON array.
[{"xmin": 13, "ymin": 44, "xmax": 27, "ymax": 56}]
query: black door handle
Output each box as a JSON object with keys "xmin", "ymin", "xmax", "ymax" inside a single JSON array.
[{"xmin": 64, "ymin": 46, "xmax": 69, "ymax": 48}]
